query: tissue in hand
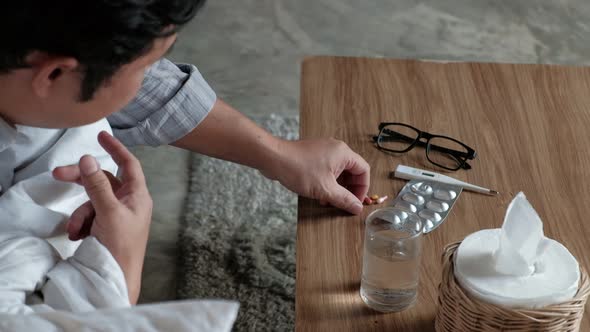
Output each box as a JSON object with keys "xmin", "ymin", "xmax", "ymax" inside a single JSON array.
[{"xmin": 454, "ymin": 192, "xmax": 580, "ymax": 308}]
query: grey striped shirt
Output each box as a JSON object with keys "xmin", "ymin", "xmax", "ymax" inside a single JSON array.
[{"xmin": 107, "ymin": 58, "xmax": 216, "ymax": 147}]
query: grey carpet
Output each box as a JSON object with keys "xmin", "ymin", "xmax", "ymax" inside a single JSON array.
[{"xmin": 177, "ymin": 114, "xmax": 299, "ymax": 332}]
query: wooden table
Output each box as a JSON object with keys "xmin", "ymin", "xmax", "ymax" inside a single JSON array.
[{"xmin": 296, "ymin": 57, "xmax": 590, "ymax": 331}]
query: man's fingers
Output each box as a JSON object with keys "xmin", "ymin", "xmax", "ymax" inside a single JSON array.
[
  {"xmin": 79, "ymin": 155, "xmax": 119, "ymax": 213},
  {"xmin": 79, "ymin": 216, "xmax": 94, "ymax": 239},
  {"xmin": 53, "ymin": 165, "xmax": 83, "ymax": 185},
  {"xmin": 67, "ymin": 201, "xmax": 95, "ymax": 241},
  {"xmin": 344, "ymin": 151, "xmax": 370, "ymax": 176},
  {"xmin": 341, "ymin": 152, "xmax": 371, "ymax": 200},
  {"xmin": 346, "ymin": 184, "xmax": 370, "ymax": 202},
  {"xmin": 337, "ymin": 172, "xmax": 370, "ymax": 202},
  {"xmin": 53, "ymin": 165, "xmax": 122, "ymax": 192},
  {"xmin": 97, "ymin": 131, "xmax": 146, "ymax": 187},
  {"xmin": 104, "ymin": 170, "xmax": 123, "ymax": 193},
  {"xmin": 325, "ymin": 181, "xmax": 363, "ymax": 215}
]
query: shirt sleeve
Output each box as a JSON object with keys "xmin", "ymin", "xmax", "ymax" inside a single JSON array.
[{"xmin": 107, "ymin": 58, "xmax": 217, "ymax": 147}]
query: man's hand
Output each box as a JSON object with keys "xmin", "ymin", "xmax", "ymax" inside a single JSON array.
[
  {"xmin": 53, "ymin": 131, "xmax": 153, "ymax": 304},
  {"xmin": 264, "ymin": 138, "xmax": 370, "ymax": 215},
  {"xmin": 172, "ymin": 99, "xmax": 371, "ymax": 215}
]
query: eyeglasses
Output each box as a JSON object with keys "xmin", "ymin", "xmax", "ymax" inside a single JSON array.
[{"xmin": 372, "ymin": 122, "xmax": 477, "ymax": 171}]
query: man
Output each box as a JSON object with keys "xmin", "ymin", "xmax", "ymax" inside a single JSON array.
[{"xmin": 0, "ymin": 0, "xmax": 370, "ymax": 325}]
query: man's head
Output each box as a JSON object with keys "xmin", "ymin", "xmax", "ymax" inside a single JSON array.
[{"xmin": 0, "ymin": 1, "xmax": 205, "ymax": 128}]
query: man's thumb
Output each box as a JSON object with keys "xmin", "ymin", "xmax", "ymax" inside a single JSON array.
[
  {"xmin": 325, "ymin": 181, "xmax": 363, "ymax": 215},
  {"xmin": 79, "ymin": 155, "xmax": 118, "ymax": 212}
]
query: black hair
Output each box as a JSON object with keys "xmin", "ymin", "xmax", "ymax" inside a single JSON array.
[{"xmin": 0, "ymin": 1, "xmax": 205, "ymax": 101}]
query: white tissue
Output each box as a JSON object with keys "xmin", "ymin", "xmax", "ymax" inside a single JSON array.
[
  {"xmin": 494, "ymin": 193, "xmax": 544, "ymax": 276},
  {"xmin": 454, "ymin": 192, "xmax": 580, "ymax": 308}
]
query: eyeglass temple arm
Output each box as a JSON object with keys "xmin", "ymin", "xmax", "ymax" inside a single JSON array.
[{"xmin": 379, "ymin": 129, "xmax": 473, "ymax": 159}]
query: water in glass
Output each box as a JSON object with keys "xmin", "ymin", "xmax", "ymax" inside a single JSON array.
[{"xmin": 360, "ymin": 208, "xmax": 423, "ymax": 312}]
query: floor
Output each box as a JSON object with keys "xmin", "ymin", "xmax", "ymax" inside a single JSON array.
[{"xmin": 136, "ymin": 0, "xmax": 590, "ymax": 303}]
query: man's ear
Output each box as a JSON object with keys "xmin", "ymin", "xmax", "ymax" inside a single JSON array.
[{"xmin": 26, "ymin": 52, "xmax": 79, "ymax": 98}]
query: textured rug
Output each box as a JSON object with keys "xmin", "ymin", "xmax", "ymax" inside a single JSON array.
[{"xmin": 177, "ymin": 115, "xmax": 299, "ymax": 332}]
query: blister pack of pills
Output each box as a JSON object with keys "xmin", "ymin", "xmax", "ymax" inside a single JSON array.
[{"xmin": 391, "ymin": 179, "xmax": 462, "ymax": 233}]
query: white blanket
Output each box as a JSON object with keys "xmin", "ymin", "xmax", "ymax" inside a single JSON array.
[
  {"xmin": 0, "ymin": 300, "xmax": 239, "ymax": 332},
  {"xmin": 0, "ymin": 119, "xmax": 239, "ymax": 330}
]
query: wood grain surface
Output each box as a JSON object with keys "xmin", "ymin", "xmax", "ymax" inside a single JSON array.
[{"xmin": 296, "ymin": 57, "xmax": 590, "ymax": 331}]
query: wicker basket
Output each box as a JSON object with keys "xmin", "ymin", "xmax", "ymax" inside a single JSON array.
[{"xmin": 435, "ymin": 242, "xmax": 590, "ymax": 332}]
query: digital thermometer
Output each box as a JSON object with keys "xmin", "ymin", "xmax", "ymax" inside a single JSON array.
[{"xmin": 394, "ymin": 165, "xmax": 499, "ymax": 196}]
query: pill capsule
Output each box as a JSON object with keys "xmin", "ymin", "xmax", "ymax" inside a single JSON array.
[
  {"xmin": 425, "ymin": 220, "xmax": 436, "ymax": 231},
  {"xmin": 426, "ymin": 200, "xmax": 450, "ymax": 213},
  {"xmin": 381, "ymin": 213, "xmax": 403, "ymax": 225},
  {"xmin": 395, "ymin": 201, "xmax": 417, "ymax": 213},
  {"xmin": 419, "ymin": 210, "xmax": 442, "ymax": 222},
  {"xmin": 410, "ymin": 182, "xmax": 433, "ymax": 195},
  {"xmin": 393, "ymin": 209, "xmax": 409, "ymax": 221},
  {"xmin": 434, "ymin": 189, "xmax": 457, "ymax": 201},
  {"xmin": 376, "ymin": 195, "xmax": 389, "ymax": 204},
  {"xmin": 402, "ymin": 193, "xmax": 425, "ymax": 206},
  {"xmin": 370, "ymin": 194, "xmax": 380, "ymax": 200}
]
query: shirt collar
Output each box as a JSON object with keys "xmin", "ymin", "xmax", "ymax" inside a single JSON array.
[{"xmin": 0, "ymin": 116, "xmax": 18, "ymax": 152}]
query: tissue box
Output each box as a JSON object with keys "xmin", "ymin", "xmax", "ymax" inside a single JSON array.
[{"xmin": 435, "ymin": 242, "xmax": 590, "ymax": 332}]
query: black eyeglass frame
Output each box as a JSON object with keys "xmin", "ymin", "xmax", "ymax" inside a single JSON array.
[{"xmin": 372, "ymin": 122, "xmax": 477, "ymax": 171}]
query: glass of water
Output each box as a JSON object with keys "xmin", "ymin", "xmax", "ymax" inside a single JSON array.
[{"xmin": 360, "ymin": 207, "xmax": 423, "ymax": 312}]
